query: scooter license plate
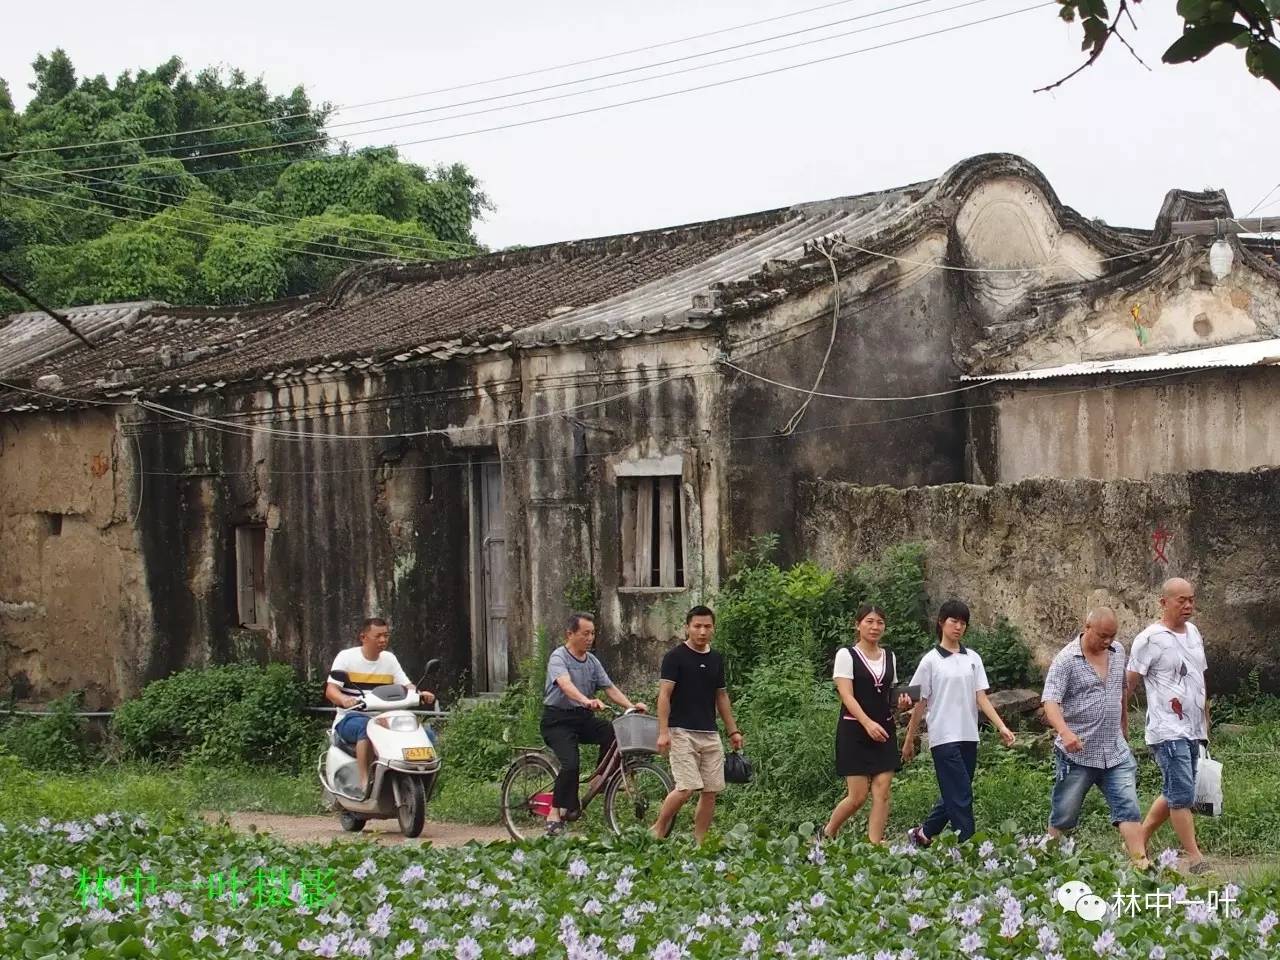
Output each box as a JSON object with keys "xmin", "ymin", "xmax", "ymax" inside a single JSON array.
[{"xmin": 403, "ymin": 746, "xmax": 435, "ymax": 761}]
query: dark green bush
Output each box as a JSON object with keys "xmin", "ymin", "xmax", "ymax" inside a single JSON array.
[
  {"xmin": 111, "ymin": 663, "xmax": 317, "ymax": 768},
  {"xmin": 437, "ymin": 625, "xmax": 550, "ymax": 782},
  {"xmin": 0, "ymin": 694, "xmax": 91, "ymax": 770},
  {"xmin": 713, "ymin": 537, "xmax": 933, "ymax": 686},
  {"xmin": 966, "ymin": 617, "xmax": 1038, "ymax": 689}
]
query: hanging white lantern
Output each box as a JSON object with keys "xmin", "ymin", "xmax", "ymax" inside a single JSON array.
[{"xmin": 1209, "ymin": 238, "xmax": 1234, "ymax": 280}]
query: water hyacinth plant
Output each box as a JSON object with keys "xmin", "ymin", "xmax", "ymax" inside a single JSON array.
[{"xmin": 0, "ymin": 814, "xmax": 1276, "ymax": 959}]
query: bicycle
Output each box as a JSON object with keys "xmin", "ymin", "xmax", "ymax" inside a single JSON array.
[{"xmin": 499, "ymin": 707, "xmax": 674, "ymax": 840}]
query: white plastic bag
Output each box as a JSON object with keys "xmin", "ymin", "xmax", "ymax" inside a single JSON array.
[{"xmin": 1193, "ymin": 744, "xmax": 1223, "ymax": 817}]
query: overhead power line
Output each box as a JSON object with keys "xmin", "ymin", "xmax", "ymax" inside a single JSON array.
[
  {"xmin": 7, "ymin": 175, "xmax": 471, "ymax": 261},
  {"xmin": 0, "ymin": 274, "xmax": 92, "ymax": 347},
  {"xmin": 0, "ymin": 0, "xmax": 885, "ymax": 160},
  {"xmin": 7, "ymin": 0, "xmax": 978, "ymax": 173},
  {"xmin": 0, "ymin": 189, "xmax": 395, "ymax": 265},
  {"xmin": 5, "ymin": 2, "xmax": 1051, "ymax": 190}
]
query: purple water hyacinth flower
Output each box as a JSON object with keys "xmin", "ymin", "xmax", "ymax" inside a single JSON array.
[
  {"xmin": 741, "ymin": 931, "xmax": 762, "ymax": 952},
  {"xmin": 615, "ymin": 876, "xmax": 634, "ymax": 896},
  {"xmin": 983, "ymin": 858, "xmax": 1000, "ymax": 872},
  {"xmin": 313, "ymin": 933, "xmax": 341, "ymax": 958},
  {"xmin": 1210, "ymin": 948, "xmax": 1227, "ymax": 959},
  {"xmin": 401, "ymin": 865, "xmax": 427, "ymax": 884},
  {"xmin": 455, "ymin": 935, "xmax": 482, "ymax": 960},
  {"xmin": 978, "ymin": 841, "xmax": 995, "ymax": 857},
  {"xmin": 1258, "ymin": 911, "xmax": 1278, "ymax": 938},
  {"xmin": 909, "ymin": 914, "xmax": 929, "ymax": 934},
  {"xmin": 352, "ymin": 858, "xmax": 376, "ymax": 880},
  {"xmin": 512, "ymin": 849, "xmax": 526, "ymax": 864},
  {"xmin": 809, "ymin": 892, "xmax": 828, "ymax": 910},
  {"xmin": 807, "ymin": 938, "xmax": 828, "ymax": 956},
  {"xmin": 616, "ymin": 935, "xmax": 637, "ymax": 955},
  {"xmin": 347, "ymin": 937, "xmax": 373, "ymax": 957},
  {"xmin": 470, "ymin": 915, "xmax": 491, "ymax": 931},
  {"xmin": 1037, "ymin": 927, "xmax": 1060, "ymax": 952},
  {"xmin": 651, "ymin": 940, "xmax": 685, "ymax": 960},
  {"xmin": 1148, "ymin": 948, "xmax": 1166, "ymax": 960},
  {"xmin": 874, "ymin": 951, "xmax": 895, "ymax": 960},
  {"xmin": 776, "ymin": 943, "xmax": 796, "ymax": 958},
  {"xmin": 959, "ymin": 904, "xmax": 983, "ymax": 927},
  {"xmin": 583, "ymin": 898, "xmax": 603, "ymax": 916},
  {"xmin": 395, "ymin": 942, "xmax": 416, "ymax": 958},
  {"xmin": 899, "ymin": 949, "xmax": 916, "ymax": 960},
  {"xmin": 1157, "ymin": 849, "xmax": 1179, "ymax": 869},
  {"xmin": 999, "ymin": 916, "xmax": 1023, "ymax": 939},
  {"xmin": 506, "ymin": 938, "xmax": 536, "ymax": 958},
  {"xmin": 1186, "ymin": 901, "xmax": 1216, "ymax": 925},
  {"xmin": 1092, "ymin": 930, "xmax": 1117, "ymax": 956},
  {"xmin": 568, "ymin": 858, "xmax": 590, "ymax": 880},
  {"xmin": 960, "ymin": 933, "xmax": 982, "ymax": 952}
]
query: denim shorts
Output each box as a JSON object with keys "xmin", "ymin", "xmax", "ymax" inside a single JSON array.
[
  {"xmin": 336, "ymin": 714, "xmax": 370, "ymax": 745},
  {"xmin": 1152, "ymin": 738, "xmax": 1199, "ymax": 810},
  {"xmin": 1049, "ymin": 749, "xmax": 1141, "ymax": 830}
]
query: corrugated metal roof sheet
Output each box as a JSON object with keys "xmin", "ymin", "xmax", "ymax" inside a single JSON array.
[{"xmin": 963, "ymin": 338, "xmax": 1280, "ymax": 382}]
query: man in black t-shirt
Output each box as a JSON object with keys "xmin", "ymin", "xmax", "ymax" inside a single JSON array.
[{"xmin": 651, "ymin": 605, "xmax": 744, "ymax": 843}]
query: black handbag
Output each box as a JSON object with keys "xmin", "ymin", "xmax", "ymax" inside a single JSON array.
[{"xmin": 724, "ymin": 749, "xmax": 754, "ymax": 784}]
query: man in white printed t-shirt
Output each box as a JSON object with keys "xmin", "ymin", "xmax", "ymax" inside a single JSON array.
[
  {"xmin": 1126, "ymin": 578, "xmax": 1210, "ymax": 874},
  {"xmin": 325, "ymin": 617, "xmax": 436, "ymax": 795}
]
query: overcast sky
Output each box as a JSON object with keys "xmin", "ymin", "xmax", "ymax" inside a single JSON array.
[{"xmin": 4, "ymin": 0, "xmax": 1279, "ymax": 250}]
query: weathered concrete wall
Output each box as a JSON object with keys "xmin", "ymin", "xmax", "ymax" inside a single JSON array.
[
  {"xmin": 0, "ymin": 410, "xmax": 151, "ymax": 707},
  {"xmin": 724, "ymin": 234, "xmax": 972, "ymax": 563},
  {"xmin": 987, "ymin": 368, "xmax": 1280, "ymax": 481},
  {"xmin": 125, "ymin": 359, "xmax": 519, "ymax": 698},
  {"xmin": 518, "ymin": 334, "xmax": 726, "ymax": 685},
  {"xmin": 800, "ymin": 469, "xmax": 1280, "ymax": 692}
]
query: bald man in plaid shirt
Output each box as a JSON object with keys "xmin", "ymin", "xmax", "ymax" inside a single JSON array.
[{"xmin": 1041, "ymin": 607, "xmax": 1149, "ymax": 867}]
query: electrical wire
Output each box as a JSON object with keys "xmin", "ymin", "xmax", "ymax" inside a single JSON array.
[
  {"xmin": 3, "ymin": 3, "xmax": 1052, "ymax": 188},
  {"xmin": 14, "ymin": 166, "xmax": 482, "ymax": 256},
  {"xmin": 0, "ymin": 0, "xmax": 883, "ymax": 159},
  {"xmin": 0, "ymin": 189, "xmax": 404, "ymax": 265},
  {"xmin": 1244, "ymin": 180, "xmax": 1280, "ymax": 219},
  {"xmin": 720, "ymin": 358, "xmax": 993, "ymax": 401},
  {"xmin": 5, "ymin": 179, "xmax": 449, "ymax": 264},
  {"xmin": 780, "ymin": 240, "xmax": 842, "ymax": 433},
  {"xmin": 7, "ymin": 0, "xmax": 991, "ymax": 173},
  {"xmin": 833, "ymin": 235, "xmax": 1189, "ymax": 274},
  {"xmin": 136, "ymin": 374, "xmax": 686, "ymax": 441}
]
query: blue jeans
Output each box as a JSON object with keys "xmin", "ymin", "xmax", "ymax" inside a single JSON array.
[
  {"xmin": 922, "ymin": 740, "xmax": 978, "ymax": 842},
  {"xmin": 1152, "ymin": 738, "xmax": 1199, "ymax": 810},
  {"xmin": 1049, "ymin": 749, "xmax": 1141, "ymax": 830},
  {"xmin": 336, "ymin": 714, "xmax": 370, "ymax": 745}
]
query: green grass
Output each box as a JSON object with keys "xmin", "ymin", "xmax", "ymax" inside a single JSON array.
[{"xmin": 4, "ymin": 715, "xmax": 1278, "ymax": 861}]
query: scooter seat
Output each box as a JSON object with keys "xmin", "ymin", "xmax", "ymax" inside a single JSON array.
[{"xmin": 332, "ymin": 730, "xmax": 359, "ymax": 757}]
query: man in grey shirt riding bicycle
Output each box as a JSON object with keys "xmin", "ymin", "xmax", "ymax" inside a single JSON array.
[{"xmin": 540, "ymin": 612, "xmax": 646, "ymax": 836}]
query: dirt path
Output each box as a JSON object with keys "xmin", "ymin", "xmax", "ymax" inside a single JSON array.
[{"xmin": 202, "ymin": 811, "xmax": 509, "ymax": 847}]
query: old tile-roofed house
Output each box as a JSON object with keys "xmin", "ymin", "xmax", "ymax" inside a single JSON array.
[{"xmin": 4, "ymin": 152, "xmax": 1279, "ymax": 707}]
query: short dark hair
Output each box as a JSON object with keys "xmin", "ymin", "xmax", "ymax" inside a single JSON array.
[
  {"xmin": 360, "ymin": 616, "xmax": 389, "ymax": 635},
  {"xmin": 935, "ymin": 599, "xmax": 970, "ymax": 637},
  {"xmin": 685, "ymin": 605, "xmax": 716, "ymax": 625},
  {"xmin": 566, "ymin": 612, "xmax": 595, "ymax": 634},
  {"xmin": 853, "ymin": 603, "xmax": 886, "ymax": 624}
]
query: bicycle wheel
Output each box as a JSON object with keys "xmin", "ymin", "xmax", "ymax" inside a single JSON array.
[
  {"xmin": 500, "ymin": 752, "xmax": 558, "ymax": 841},
  {"xmin": 604, "ymin": 757, "xmax": 673, "ymax": 835}
]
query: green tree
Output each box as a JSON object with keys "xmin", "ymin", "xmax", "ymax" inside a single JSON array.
[
  {"xmin": 0, "ymin": 49, "xmax": 491, "ymax": 311},
  {"xmin": 1049, "ymin": 0, "xmax": 1280, "ymax": 93}
]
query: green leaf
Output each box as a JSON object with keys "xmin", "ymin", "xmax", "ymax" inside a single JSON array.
[
  {"xmin": 1266, "ymin": 0, "xmax": 1280, "ymax": 19},
  {"xmin": 1177, "ymin": 0, "xmax": 1212, "ymax": 19},
  {"xmin": 1163, "ymin": 22, "xmax": 1250, "ymax": 62},
  {"xmin": 1249, "ymin": 40, "xmax": 1280, "ymax": 88},
  {"xmin": 1235, "ymin": 0, "xmax": 1272, "ymax": 22},
  {"xmin": 1082, "ymin": 16, "xmax": 1110, "ymax": 52}
]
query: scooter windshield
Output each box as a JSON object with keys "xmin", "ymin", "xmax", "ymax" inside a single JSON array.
[{"xmin": 369, "ymin": 683, "xmax": 406, "ymax": 700}]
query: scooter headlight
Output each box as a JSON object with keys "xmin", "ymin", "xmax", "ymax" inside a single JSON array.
[{"xmin": 374, "ymin": 714, "xmax": 420, "ymax": 732}]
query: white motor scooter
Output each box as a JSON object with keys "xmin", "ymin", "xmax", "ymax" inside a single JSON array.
[{"xmin": 318, "ymin": 659, "xmax": 443, "ymax": 838}]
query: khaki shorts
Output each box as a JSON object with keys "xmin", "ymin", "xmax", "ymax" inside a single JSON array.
[{"xmin": 668, "ymin": 728, "xmax": 725, "ymax": 793}]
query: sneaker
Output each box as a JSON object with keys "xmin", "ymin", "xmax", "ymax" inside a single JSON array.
[
  {"xmin": 1188, "ymin": 859, "xmax": 1212, "ymax": 876},
  {"xmin": 545, "ymin": 821, "xmax": 566, "ymax": 838},
  {"xmin": 907, "ymin": 826, "xmax": 932, "ymax": 849}
]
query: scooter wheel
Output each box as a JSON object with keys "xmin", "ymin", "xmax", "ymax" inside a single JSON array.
[{"xmin": 339, "ymin": 812, "xmax": 366, "ymax": 833}]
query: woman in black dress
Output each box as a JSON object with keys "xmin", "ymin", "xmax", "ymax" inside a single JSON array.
[{"xmin": 822, "ymin": 604, "xmax": 912, "ymax": 843}]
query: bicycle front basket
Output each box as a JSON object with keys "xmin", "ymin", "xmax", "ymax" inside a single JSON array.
[{"xmin": 613, "ymin": 713, "xmax": 659, "ymax": 754}]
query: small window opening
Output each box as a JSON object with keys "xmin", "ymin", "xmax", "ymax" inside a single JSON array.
[
  {"xmin": 620, "ymin": 476, "xmax": 686, "ymax": 588},
  {"xmin": 41, "ymin": 513, "xmax": 64, "ymax": 536},
  {"xmin": 234, "ymin": 525, "xmax": 268, "ymax": 628}
]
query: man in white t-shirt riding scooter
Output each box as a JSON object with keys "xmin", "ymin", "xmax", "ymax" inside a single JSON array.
[{"xmin": 326, "ymin": 617, "xmax": 437, "ymax": 796}]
